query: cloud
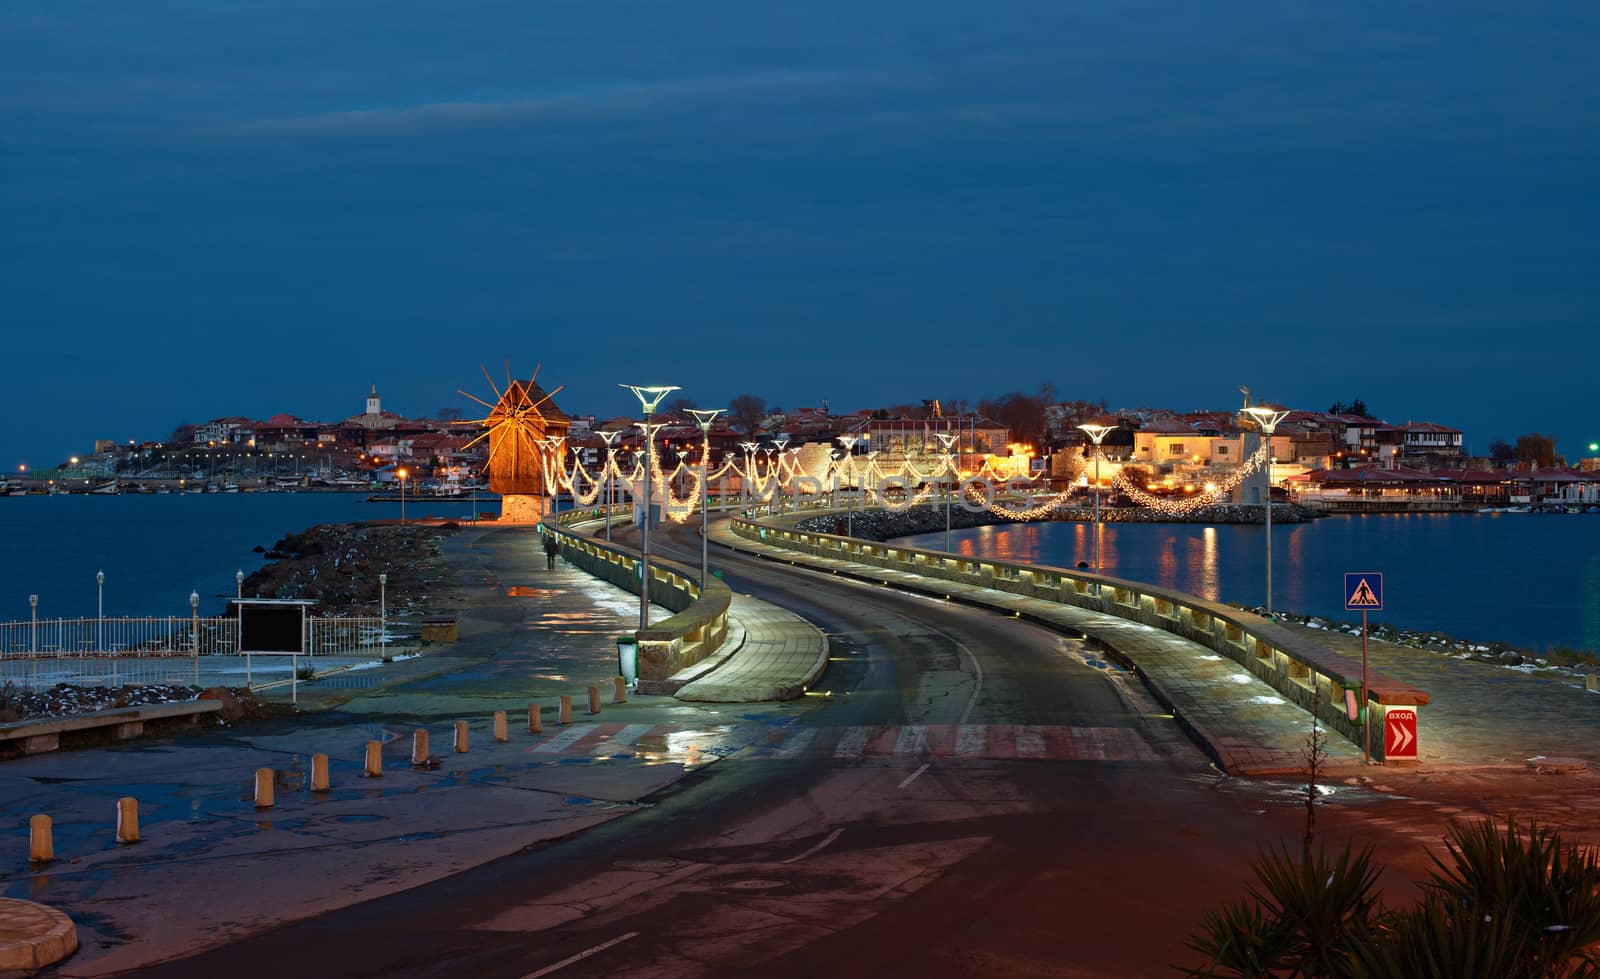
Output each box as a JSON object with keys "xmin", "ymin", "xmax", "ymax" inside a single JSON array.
[{"xmin": 230, "ymin": 68, "xmax": 880, "ymax": 137}]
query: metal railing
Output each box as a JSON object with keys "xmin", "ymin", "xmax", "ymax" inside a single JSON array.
[{"xmin": 0, "ymin": 615, "xmax": 388, "ymax": 692}]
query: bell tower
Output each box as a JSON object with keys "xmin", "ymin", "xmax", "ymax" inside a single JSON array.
[{"xmin": 366, "ymin": 384, "xmax": 381, "ymax": 416}]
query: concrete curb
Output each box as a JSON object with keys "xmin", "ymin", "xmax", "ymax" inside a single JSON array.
[
  {"xmin": 713, "ymin": 531, "xmax": 1248, "ymax": 772},
  {"xmin": 0, "ymin": 898, "xmax": 78, "ymax": 971}
]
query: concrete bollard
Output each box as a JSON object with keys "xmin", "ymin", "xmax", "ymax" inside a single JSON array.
[
  {"xmin": 364, "ymin": 740, "xmax": 383, "ymax": 778},
  {"xmin": 116, "ymin": 797, "xmax": 140, "ymax": 844},
  {"xmin": 311, "ymin": 754, "xmax": 330, "ymax": 793},
  {"xmin": 613, "ymin": 676, "xmax": 627, "ymax": 704},
  {"xmin": 558, "ymin": 695, "xmax": 573, "ymax": 725},
  {"xmin": 412, "ymin": 729, "xmax": 430, "ymax": 766},
  {"xmin": 528, "ymin": 704, "xmax": 543, "ymax": 734},
  {"xmin": 493, "ymin": 711, "xmax": 508, "ymax": 743},
  {"xmin": 29, "ymin": 814, "xmax": 53, "ymax": 863},
  {"xmin": 1588, "ymin": 674, "xmax": 1598, "ymax": 693},
  {"xmin": 254, "ymin": 768, "xmax": 275, "ymax": 809},
  {"xmin": 454, "ymin": 720, "xmax": 469, "ymax": 754},
  {"xmin": 588, "ymin": 686, "xmax": 601, "ymax": 715}
]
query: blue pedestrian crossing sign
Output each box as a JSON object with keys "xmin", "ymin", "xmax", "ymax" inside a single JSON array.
[{"xmin": 1344, "ymin": 572, "xmax": 1384, "ymax": 611}]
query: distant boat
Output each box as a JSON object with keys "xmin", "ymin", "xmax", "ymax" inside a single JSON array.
[
  {"xmin": 222, "ymin": 483, "xmax": 241, "ymax": 493},
  {"xmin": 89, "ymin": 482, "xmax": 120, "ymax": 495}
]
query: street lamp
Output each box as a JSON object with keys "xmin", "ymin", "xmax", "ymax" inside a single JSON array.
[
  {"xmin": 935, "ymin": 432, "xmax": 960, "ymax": 552},
  {"xmin": 772, "ymin": 438, "xmax": 790, "ymax": 515},
  {"xmin": 189, "ymin": 590, "xmax": 200, "ymax": 656},
  {"xmin": 396, "ymin": 467, "xmax": 409, "ymax": 525},
  {"xmin": 379, "ymin": 572, "xmax": 387, "ymax": 646},
  {"xmin": 1243, "ymin": 406, "xmax": 1291, "ymax": 618},
  {"xmin": 837, "ymin": 435, "xmax": 859, "ymax": 537},
  {"xmin": 621, "ymin": 384, "xmax": 680, "ymax": 632},
  {"xmin": 235, "ymin": 569, "xmax": 244, "ymax": 600},
  {"xmin": 29, "ymin": 594, "xmax": 37, "ymax": 655},
  {"xmin": 1077, "ymin": 423, "xmax": 1114, "ymax": 580},
  {"xmin": 687, "ymin": 409, "xmax": 725, "ymax": 587},
  {"xmin": 739, "ymin": 442, "xmax": 759, "ymax": 512},
  {"xmin": 97, "ymin": 570, "xmax": 105, "ymax": 653},
  {"xmin": 597, "ymin": 431, "xmax": 623, "ymax": 541},
  {"xmin": 541, "ymin": 436, "xmax": 567, "ymax": 519}
]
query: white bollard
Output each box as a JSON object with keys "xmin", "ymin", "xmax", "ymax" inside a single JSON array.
[
  {"xmin": 364, "ymin": 741, "xmax": 383, "ymax": 778},
  {"xmin": 454, "ymin": 721, "xmax": 469, "ymax": 754},
  {"xmin": 588, "ymin": 686, "xmax": 601, "ymax": 716},
  {"xmin": 613, "ymin": 676, "xmax": 627, "ymax": 704},
  {"xmin": 412, "ymin": 729, "xmax": 430, "ymax": 766},
  {"xmin": 493, "ymin": 711, "xmax": 508, "ymax": 743},
  {"xmin": 528, "ymin": 704, "xmax": 543, "ymax": 734},
  {"xmin": 311, "ymin": 754, "xmax": 330, "ymax": 793},
  {"xmin": 558, "ymin": 695, "xmax": 573, "ymax": 725}
]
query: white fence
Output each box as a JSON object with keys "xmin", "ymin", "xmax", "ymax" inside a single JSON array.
[{"xmin": 0, "ymin": 615, "xmax": 387, "ymax": 692}]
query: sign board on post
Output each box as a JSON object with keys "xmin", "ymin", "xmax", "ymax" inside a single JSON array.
[
  {"xmin": 1384, "ymin": 707, "xmax": 1418, "ymax": 762},
  {"xmin": 235, "ymin": 599, "xmax": 315, "ymax": 705},
  {"xmin": 1344, "ymin": 573, "xmax": 1383, "ymax": 611}
]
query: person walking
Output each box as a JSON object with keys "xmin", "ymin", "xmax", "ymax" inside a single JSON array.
[{"xmin": 543, "ymin": 533, "xmax": 559, "ymax": 571}]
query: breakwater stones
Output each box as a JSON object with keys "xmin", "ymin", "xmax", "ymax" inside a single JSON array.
[{"xmin": 796, "ymin": 502, "xmax": 1316, "ymax": 542}]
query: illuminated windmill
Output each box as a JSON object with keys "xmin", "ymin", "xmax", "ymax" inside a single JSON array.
[{"xmin": 457, "ymin": 362, "xmax": 571, "ymax": 522}]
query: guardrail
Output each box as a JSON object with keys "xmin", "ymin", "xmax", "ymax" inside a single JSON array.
[
  {"xmin": 730, "ymin": 510, "xmax": 1430, "ymax": 763},
  {"xmin": 0, "ymin": 615, "xmax": 388, "ymax": 692},
  {"xmin": 548, "ymin": 508, "xmax": 732, "ymax": 694}
]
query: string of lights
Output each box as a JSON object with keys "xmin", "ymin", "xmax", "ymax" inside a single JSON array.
[{"xmin": 1109, "ymin": 444, "xmax": 1268, "ymax": 516}]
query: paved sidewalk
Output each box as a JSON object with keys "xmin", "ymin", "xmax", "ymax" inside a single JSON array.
[{"xmin": 711, "ymin": 519, "xmax": 1369, "ymax": 775}]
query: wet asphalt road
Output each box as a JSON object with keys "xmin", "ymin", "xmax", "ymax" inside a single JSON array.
[{"xmin": 122, "ymin": 525, "xmax": 1324, "ymax": 979}]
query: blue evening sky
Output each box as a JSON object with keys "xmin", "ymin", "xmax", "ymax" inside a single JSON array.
[{"xmin": 2, "ymin": 1, "xmax": 1596, "ymax": 466}]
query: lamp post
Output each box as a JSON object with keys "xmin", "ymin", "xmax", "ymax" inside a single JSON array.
[
  {"xmin": 1077, "ymin": 424, "xmax": 1114, "ymax": 580},
  {"xmin": 1243, "ymin": 406, "xmax": 1291, "ymax": 619},
  {"xmin": 396, "ymin": 467, "xmax": 408, "ymax": 525},
  {"xmin": 739, "ymin": 442, "xmax": 758, "ymax": 513},
  {"xmin": 97, "ymin": 570, "xmax": 105, "ymax": 653},
  {"xmin": 235, "ymin": 569, "xmax": 244, "ymax": 600},
  {"xmin": 935, "ymin": 432, "xmax": 959, "ymax": 552},
  {"xmin": 379, "ymin": 572, "xmax": 387, "ymax": 647},
  {"xmin": 597, "ymin": 431, "xmax": 623, "ymax": 541},
  {"xmin": 771, "ymin": 438, "xmax": 789, "ymax": 515},
  {"xmin": 622, "ymin": 384, "xmax": 680, "ymax": 632},
  {"xmin": 837, "ymin": 435, "xmax": 859, "ymax": 536},
  {"xmin": 687, "ymin": 409, "xmax": 725, "ymax": 587},
  {"xmin": 189, "ymin": 590, "xmax": 200, "ymax": 656},
  {"xmin": 541, "ymin": 436, "xmax": 567, "ymax": 519},
  {"xmin": 30, "ymin": 593, "xmax": 38, "ymax": 655}
]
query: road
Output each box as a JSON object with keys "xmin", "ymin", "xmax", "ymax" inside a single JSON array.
[{"xmin": 130, "ymin": 522, "xmax": 1391, "ymax": 979}]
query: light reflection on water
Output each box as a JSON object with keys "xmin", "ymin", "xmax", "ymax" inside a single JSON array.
[{"xmin": 898, "ymin": 514, "xmax": 1600, "ymax": 653}]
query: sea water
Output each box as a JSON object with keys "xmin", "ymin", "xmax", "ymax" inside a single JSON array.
[{"xmin": 896, "ymin": 512, "xmax": 1600, "ymax": 654}]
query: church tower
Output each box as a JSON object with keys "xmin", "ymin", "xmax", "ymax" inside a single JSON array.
[{"xmin": 366, "ymin": 384, "xmax": 381, "ymax": 416}]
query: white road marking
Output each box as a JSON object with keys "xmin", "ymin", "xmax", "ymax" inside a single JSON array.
[
  {"xmin": 782, "ymin": 827, "xmax": 844, "ymax": 864},
  {"xmin": 833, "ymin": 726, "xmax": 872, "ymax": 758},
  {"xmin": 606, "ymin": 724, "xmax": 655, "ymax": 750},
  {"xmin": 893, "ymin": 725, "xmax": 928, "ymax": 755},
  {"xmin": 1016, "ymin": 726, "xmax": 1046, "ymax": 757},
  {"xmin": 955, "ymin": 725, "xmax": 986, "ymax": 757},
  {"xmin": 531, "ymin": 724, "xmax": 597, "ymax": 753},
  {"xmin": 898, "ymin": 762, "xmax": 931, "ymax": 789},
  {"xmin": 773, "ymin": 728, "xmax": 816, "ymax": 758},
  {"xmin": 524, "ymin": 931, "xmax": 640, "ymax": 978}
]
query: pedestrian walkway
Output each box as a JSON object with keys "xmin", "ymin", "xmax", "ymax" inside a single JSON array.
[{"xmin": 710, "ymin": 519, "xmax": 1363, "ymax": 775}]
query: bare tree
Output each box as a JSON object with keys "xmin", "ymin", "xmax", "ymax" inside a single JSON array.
[{"xmin": 728, "ymin": 394, "xmax": 767, "ymax": 433}]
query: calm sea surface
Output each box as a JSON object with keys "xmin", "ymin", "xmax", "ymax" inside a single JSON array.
[
  {"xmin": 896, "ymin": 514, "xmax": 1600, "ymax": 654},
  {"xmin": 0, "ymin": 493, "xmax": 488, "ymax": 620}
]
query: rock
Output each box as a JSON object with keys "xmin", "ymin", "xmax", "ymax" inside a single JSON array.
[
  {"xmin": 198, "ymin": 687, "xmax": 247, "ymax": 722},
  {"xmin": 1497, "ymin": 651, "xmax": 1525, "ymax": 666}
]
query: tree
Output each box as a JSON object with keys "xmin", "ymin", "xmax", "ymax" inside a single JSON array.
[
  {"xmin": 435, "ymin": 407, "xmax": 463, "ymax": 422},
  {"xmin": 170, "ymin": 423, "xmax": 197, "ymax": 444},
  {"xmin": 1488, "ymin": 439, "xmax": 1516, "ymax": 466},
  {"xmin": 1329, "ymin": 398, "xmax": 1373, "ymax": 418},
  {"xmin": 728, "ymin": 394, "xmax": 767, "ymax": 433},
  {"xmin": 977, "ymin": 391, "xmax": 1050, "ymax": 451},
  {"xmin": 666, "ymin": 397, "xmax": 699, "ymax": 413},
  {"xmin": 1513, "ymin": 433, "xmax": 1561, "ymax": 468}
]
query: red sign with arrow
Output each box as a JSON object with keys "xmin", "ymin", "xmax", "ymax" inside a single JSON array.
[{"xmin": 1385, "ymin": 709, "xmax": 1418, "ymax": 760}]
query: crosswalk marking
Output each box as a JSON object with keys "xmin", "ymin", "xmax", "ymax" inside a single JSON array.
[
  {"xmin": 773, "ymin": 729, "xmax": 817, "ymax": 758},
  {"xmin": 833, "ymin": 727, "xmax": 873, "ymax": 758},
  {"xmin": 530, "ymin": 724, "xmax": 598, "ymax": 753}
]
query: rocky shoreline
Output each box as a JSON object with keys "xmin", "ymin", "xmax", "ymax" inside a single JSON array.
[
  {"xmin": 796, "ymin": 501, "xmax": 1319, "ymax": 542},
  {"xmin": 242, "ymin": 521, "xmax": 460, "ymax": 617}
]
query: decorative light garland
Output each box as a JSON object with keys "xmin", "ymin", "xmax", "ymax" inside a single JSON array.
[{"xmin": 1109, "ymin": 444, "xmax": 1268, "ymax": 516}]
